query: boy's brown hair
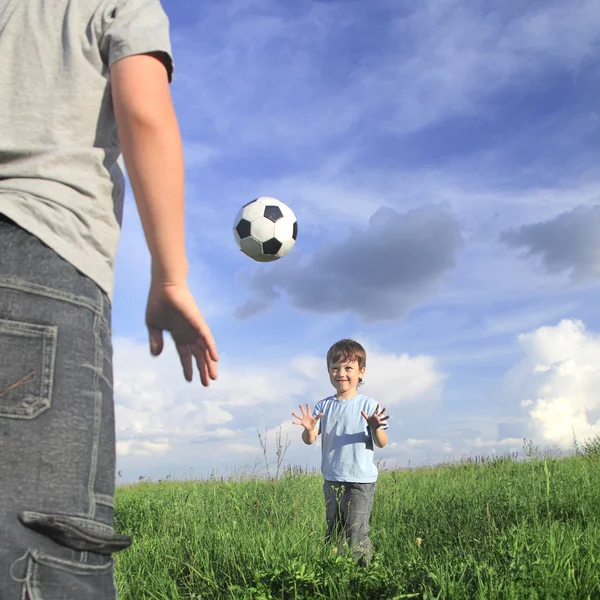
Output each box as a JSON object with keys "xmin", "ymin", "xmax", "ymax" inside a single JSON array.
[{"xmin": 326, "ymin": 339, "xmax": 367, "ymax": 384}]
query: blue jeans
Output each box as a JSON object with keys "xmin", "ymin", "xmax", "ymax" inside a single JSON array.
[
  {"xmin": 323, "ymin": 480, "xmax": 376, "ymax": 564},
  {"xmin": 0, "ymin": 215, "xmax": 131, "ymax": 599}
]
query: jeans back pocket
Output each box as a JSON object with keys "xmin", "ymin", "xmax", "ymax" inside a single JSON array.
[{"xmin": 0, "ymin": 319, "xmax": 57, "ymax": 419}]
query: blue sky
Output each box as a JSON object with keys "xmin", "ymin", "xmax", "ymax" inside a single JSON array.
[{"xmin": 112, "ymin": 0, "xmax": 600, "ymax": 482}]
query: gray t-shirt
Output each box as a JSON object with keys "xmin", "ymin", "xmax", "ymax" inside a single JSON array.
[{"xmin": 0, "ymin": 0, "xmax": 173, "ymax": 301}]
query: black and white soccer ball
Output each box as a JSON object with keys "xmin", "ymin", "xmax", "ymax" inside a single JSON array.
[{"xmin": 233, "ymin": 197, "xmax": 298, "ymax": 262}]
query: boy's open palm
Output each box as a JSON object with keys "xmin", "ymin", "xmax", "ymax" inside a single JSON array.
[
  {"xmin": 146, "ymin": 281, "xmax": 219, "ymax": 386},
  {"xmin": 292, "ymin": 404, "xmax": 323, "ymax": 431},
  {"xmin": 361, "ymin": 404, "xmax": 389, "ymax": 429}
]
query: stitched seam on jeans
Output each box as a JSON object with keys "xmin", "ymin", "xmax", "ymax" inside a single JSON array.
[
  {"xmin": 41, "ymin": 326, "xmax": 57, "ymax": 414},
  {"xmin": 78, "ymin": 362, "xmax": 114, "ymax": 391},
  {"xmin": 87, "ymin": 296, "xmax": 103, "ymax": 520},
  {"xmin": 30, "ymin": 550, "xmax": 114, "ymax": 574},
  {"xmin": 20, "ymin": 511, "xmax": 117, "ymax": 536},
  {"xmin": 96, "ymin": 494, "xmax": 114, "ymax": 508},
  {"xmin": 28, "ymin": 557, "xmax": 37, "ymax": 599},
  {"xmin": 0, "ymin": 277, "xmax": 101, "ymax": 315}
]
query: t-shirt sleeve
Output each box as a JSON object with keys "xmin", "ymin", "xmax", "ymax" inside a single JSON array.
[
  {"xmin": 313, "ymin": 400, "xmax": 324, "ymax": 434},
  {"xmin": 100, "ymin": 0, "xmax": 174, "ymax": 82}
]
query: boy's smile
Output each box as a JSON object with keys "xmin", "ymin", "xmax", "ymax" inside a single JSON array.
[{"xmin": 329, "ymin": 358, "xmax": 365, "ymax": 400}]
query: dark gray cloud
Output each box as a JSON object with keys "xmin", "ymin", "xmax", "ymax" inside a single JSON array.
[
  {"xmin": 235, "ymin": 204, "xmax": 463, "ymax": 322},
  {"xmin": 500, "ymin": 204, "xmax": 600, "ymax": 281}
]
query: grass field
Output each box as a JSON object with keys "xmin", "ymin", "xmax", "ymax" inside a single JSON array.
[{"xmin": 113, "ymin": 443, "xmax": 600, "ymax": 600}]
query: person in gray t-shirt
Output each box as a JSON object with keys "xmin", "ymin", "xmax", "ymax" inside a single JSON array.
[{"xmin": 0, "ymin": 1, "xmax": 219, "ymax": 597}]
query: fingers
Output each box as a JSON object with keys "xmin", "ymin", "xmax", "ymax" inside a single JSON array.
[
  {"xmin": 177, "ymin": 344, "xmax": 194, "ymax": 382},
  {"xmin": 193, "ymin": 348, "xmax": 210, "ymax": 387},
  {"xmin": 186, "ymin": 305, "xmax": 219, "ymax": 363},
  {"xmin": 197, "ymin": 323, "xmax": 219, "ymax": 363},
  {"xmin": 315, "ymin": 412, "xmax": 324, "ymax": 421},
  {"xmin": 147, "ymin": 284, "xmax": 219, "ymax": 385},
  {"xmin": 192, "ymin": 345, "xmax": 217, "ymax": 387},
  {"xmin": 361, "ymin": 410, "xmax": 369, "ymax": 420},
  {"xmin": 148, "ymin": 328, "xmax": 164, "ymax": 356}
]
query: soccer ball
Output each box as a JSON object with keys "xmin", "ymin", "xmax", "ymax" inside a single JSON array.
[{"xmin": 233, "ymin": 197, "xmax": 298, "ymax": 262}]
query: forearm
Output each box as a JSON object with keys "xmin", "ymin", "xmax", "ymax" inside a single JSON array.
[
  {"xmin": 302, "ymin": 427, "xmax": 318, "ymax": 445},
  {"xmin": 111, "ymin": 55, "xmax": 188, "ymax": 286},
  {"xmin": 373, "ymin": 428, "xmax": 388, "ymax": 448},
  {"xmin": 119, "ymin": 116, "xmax": 188, "ymax": 285}
]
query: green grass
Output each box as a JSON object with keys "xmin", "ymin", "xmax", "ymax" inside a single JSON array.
[{"xmin": 114, "ymin": 453, "xmax": 600, "ymax": 599}]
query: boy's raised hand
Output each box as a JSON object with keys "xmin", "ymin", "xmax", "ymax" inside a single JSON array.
[
  {"xmin": 361, "ymin": 404, "xmax": 389, "ymax": 430},
  {"xmin": 292, "ymin": 404, "xmax": 323, "ymax": 431},
  {"xmin": 146, "ymin": 279, "xmax": 219, "ymax": 386}
]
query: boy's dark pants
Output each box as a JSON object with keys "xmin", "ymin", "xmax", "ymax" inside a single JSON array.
[
  {"xmin": 323, "ymin": 480, "xmax": 376, "ymax": 564},
  {"xmin": 0, "ymin": 216, "xmax": 130, "ymax": 599}
]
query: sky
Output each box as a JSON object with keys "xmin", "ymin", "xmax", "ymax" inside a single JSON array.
[{"xmin": 112, "ymin": 0, "xmax": 600, "ymax": 483}]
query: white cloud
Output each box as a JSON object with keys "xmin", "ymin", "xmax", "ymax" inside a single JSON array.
[
  {"xmin": 472, "ymin": 437, "xmax": 523, "ymax": 450},
  {"xmin": 362, "ymin": 353, "xmax": 447, "ymax": 406},
  {"xmin": 117, "ymin": 440, "xmax": 171, "ymax": 457},
  {"xmin": 226, "ymin": 443, "xmax": 261, "ymax": 455},
  {"xmin": 505, "ymin": 319, "xmax": 600, "ymax": 446}
]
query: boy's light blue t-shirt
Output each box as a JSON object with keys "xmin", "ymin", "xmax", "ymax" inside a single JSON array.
[{"xmin": 312, "ymin": 394, "xmax": 388, "ymax": 483}]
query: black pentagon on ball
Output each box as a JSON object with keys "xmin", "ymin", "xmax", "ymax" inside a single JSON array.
[
  {"xmin": 292, "ymin": 221, "xmax": 298, "ymax": 240},
  {"xmin": 264, "ymin": 205, "xmax": 284, "ymax": 222},
  {"xmin": 236, "ymin": 218, "xmax": 252, "ymax": 239},
  {"xmin": 243, "ymin": 198, "xmax": 259, "ymax": 208},
  {"xmin": 263, "ymin": 238, "xmax": 283, "ymax": 255}
]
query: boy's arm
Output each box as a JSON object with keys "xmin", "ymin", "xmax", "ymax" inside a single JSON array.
[
  {"xmin": 110, "ymin": 53, "xmax": 187, "ymax": 285},
  {"xmin": 372, "ymin": 427, "xmax": 388, "ymax": 448},
  {"xmin": 302, "ymin": 426, "xmax": 319, "ymax": 445}
]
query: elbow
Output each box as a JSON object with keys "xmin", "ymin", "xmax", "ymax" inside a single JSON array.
[
  {"xmin": 302, "ymin": 433, "xmax": 315, "ymax": 445},
  {"xmin": 374, "ymin": 433, "xmax": 388, "ymax": 449}
]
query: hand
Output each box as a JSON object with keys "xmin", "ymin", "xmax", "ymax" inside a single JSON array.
[
  {"xmin": 361, "ymin": 404, "xmax": 389, "ymax": 430},
  {"xmin": 292, "ymin": 404, "xmax": 323, "ymax": 432},
  {"xmin": 145, "ymin": 280, "xmax": 219, "ymax": 386}
]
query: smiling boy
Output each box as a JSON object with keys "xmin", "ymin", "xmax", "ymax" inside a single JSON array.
[{"xmin": 292, "ymin": 339, "xmax": 389, "ymax": 565}]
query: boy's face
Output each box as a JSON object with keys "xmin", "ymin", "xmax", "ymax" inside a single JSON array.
[{"xmin": 328, "ymin": 358, "xmax": 365, "ymax": 398}]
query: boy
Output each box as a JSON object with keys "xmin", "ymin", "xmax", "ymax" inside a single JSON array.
[
  {"xmin": 292, "ymin": 339, "xmax": 389, "ymax": 565},
  {"xmin": 0, "ymin": 1, "xmax": 218, "ymax": 598}
]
